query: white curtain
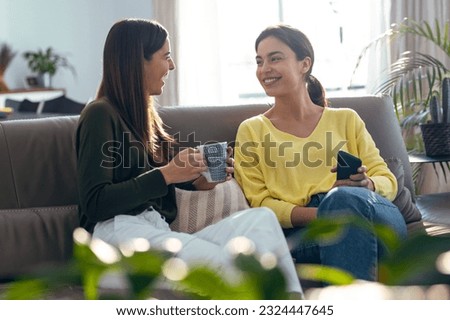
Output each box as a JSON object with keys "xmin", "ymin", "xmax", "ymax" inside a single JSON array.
[
  {"xmin": 152, "ymin": 0, "xmax": 179, "ymax": 107},
  {"xmin": 390, "ymin": 0, "xmax": 450, "ymax": 67},
  {"xmin": 152, "ymin": 0, "xmax": 222, "ymax": 106},
  {"xmin": 361, "ymin": 0, "xmax": 450, "ymax": 92},
  {"xmin": 360, "ymin": 0, "xmax": 392, "ymax": 93}
]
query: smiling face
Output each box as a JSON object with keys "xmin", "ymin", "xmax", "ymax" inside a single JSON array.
[
  {"xmin": 255, "ymin": 36, "xmax": 311, "ymax": 98},
  {"xmin": 143, "ymin": 39, "xmax": 175, "ymax": 96}
]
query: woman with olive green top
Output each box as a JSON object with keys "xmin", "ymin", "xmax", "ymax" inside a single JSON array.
[{"xmin": 76, "ymin": 97, "xmax": 179, "ymax": 234}]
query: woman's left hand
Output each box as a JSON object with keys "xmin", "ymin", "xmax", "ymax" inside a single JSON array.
[
  {"xmin": 331, "ymin": 165, "xmax": 375, "ymax": 191},
  {"xmin": 193, "ymin": 146, "xmax": 234, "ymax": 190}
]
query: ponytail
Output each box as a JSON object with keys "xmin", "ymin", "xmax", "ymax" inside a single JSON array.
[{"xmin": 307, "ymin": 75, "xmax": 327, "ymax": 107}]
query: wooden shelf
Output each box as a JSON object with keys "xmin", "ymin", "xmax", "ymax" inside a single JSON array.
[
  {"xmin": 4, "ymin": 88, "xmax": 65, "ymax": 94},
  {"xmin": 0, "ymin": 89, "xmax": 65, "ymax": 108}
]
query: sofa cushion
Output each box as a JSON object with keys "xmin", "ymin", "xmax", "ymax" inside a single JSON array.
[
  {"xmin": 385, "ymin": 158, "xmax": 422, "ymax": 224},
  {"xmin": 171, "ymin": 179, "xmax": 249, "ymax": 233},
  {"xmin": 158, "ymin": 104, "xmax": 271, "ymax": 149},
  {"xmin": 0, "ymin": 205, "xmax": 79, "ymax": 279},
  {"xmin": 42, "ymin": 96, "xmax": 85, "ymax": 114},
  {"xmin": 17, "ymin": 99, "xmax": 39, "ymax": 112}
]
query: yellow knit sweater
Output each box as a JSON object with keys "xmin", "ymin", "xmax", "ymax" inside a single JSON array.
[{"xmin": 234, "ymin": 107, "xmax": 397, "ymax": 228}]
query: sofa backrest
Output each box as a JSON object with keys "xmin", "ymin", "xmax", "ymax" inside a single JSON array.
[
  {"xmin": 0, "ymin": 95, "xmax": 414, "ymax": 209},
  {"xmin": 0, "ymin": 116, "xmax": 80, "ymax": 209}
]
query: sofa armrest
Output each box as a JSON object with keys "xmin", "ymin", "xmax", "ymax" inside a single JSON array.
[{"xmin": 0, "ymin": 205, "xmax": 79, "ymax": 279}]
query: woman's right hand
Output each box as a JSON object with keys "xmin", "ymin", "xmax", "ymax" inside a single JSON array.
[
  {"xmin": 331, "ymin": 165, "xmax": 374, "ymax": 191},
  {"xmin": 159, "ymin": 148, "xmax": 207, "ymax": 185}
]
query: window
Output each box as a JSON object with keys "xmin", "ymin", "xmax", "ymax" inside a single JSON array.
[{"xmin": 174, "ymin": 0, "xmax": 388, "ymax": 106}]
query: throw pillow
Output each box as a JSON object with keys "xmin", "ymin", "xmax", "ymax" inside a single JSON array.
[
  {"xmin": 170, "ymin": 178, "xmax": 250, "ymax": 233},
  {"xmin": 18, "ymin": 99, "xmax": 40, "ymax": 112},
  {"xmin": 385, "ymin": 157, "xmax": 422, "ymax": 224}
]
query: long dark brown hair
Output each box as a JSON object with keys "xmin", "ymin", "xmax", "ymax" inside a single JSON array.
[
  {"xmin": 97, "ymin": 19, "xmax": 173, "ymax": 163},
  {"xmin": 255, "ymin": 24, "xmax": 327, "ymax": 107}
]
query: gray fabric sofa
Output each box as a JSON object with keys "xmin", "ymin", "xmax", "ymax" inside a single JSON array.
[{"xmin": 1, "ymin": 95, "xmax": 449, "ymax": 282}]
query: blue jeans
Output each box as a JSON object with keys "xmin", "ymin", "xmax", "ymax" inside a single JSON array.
[{"xmin": 283, "ymin": 187, "xmax": 407, "ymax": 282}]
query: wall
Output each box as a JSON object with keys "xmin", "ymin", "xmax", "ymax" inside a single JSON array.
[{"xmin": 0, "ymin": 0, "xmax": 153, "ymax": 103}]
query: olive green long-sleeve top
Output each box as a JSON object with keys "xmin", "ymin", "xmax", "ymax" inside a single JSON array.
[{"xmin": 76, "ymin": 98, "xmax": 182, "ymax": 233}]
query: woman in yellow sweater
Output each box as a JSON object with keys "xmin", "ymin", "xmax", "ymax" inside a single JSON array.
[{"xmin": 234, "ymin": 24, "xmax": 407, "ymax": 282}]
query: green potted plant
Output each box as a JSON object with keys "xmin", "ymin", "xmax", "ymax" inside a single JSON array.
[
  {"xmin": 352, "ymin": 18, "xmax": 450, "ymax": 153},
  {"xmin": 0, "ymin": 43, "xmax": 17, "ymax": 92},
  {"xmin": 23, "ymin": 47, "xmax": 75, "ymax": 88}
]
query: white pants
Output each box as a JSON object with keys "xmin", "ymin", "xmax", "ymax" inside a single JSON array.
[{"xmin": 94, "ymin": 207, "xmax": 302, "ymax": 294}]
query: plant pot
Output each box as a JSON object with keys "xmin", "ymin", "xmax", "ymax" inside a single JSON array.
[
  {"xmin": 36, "ymin": 73, "xmax": 52, "ymax": 88},
  {"xmin": 420, "ymin": 123, "xmax": 450, "ymax": 156}
]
